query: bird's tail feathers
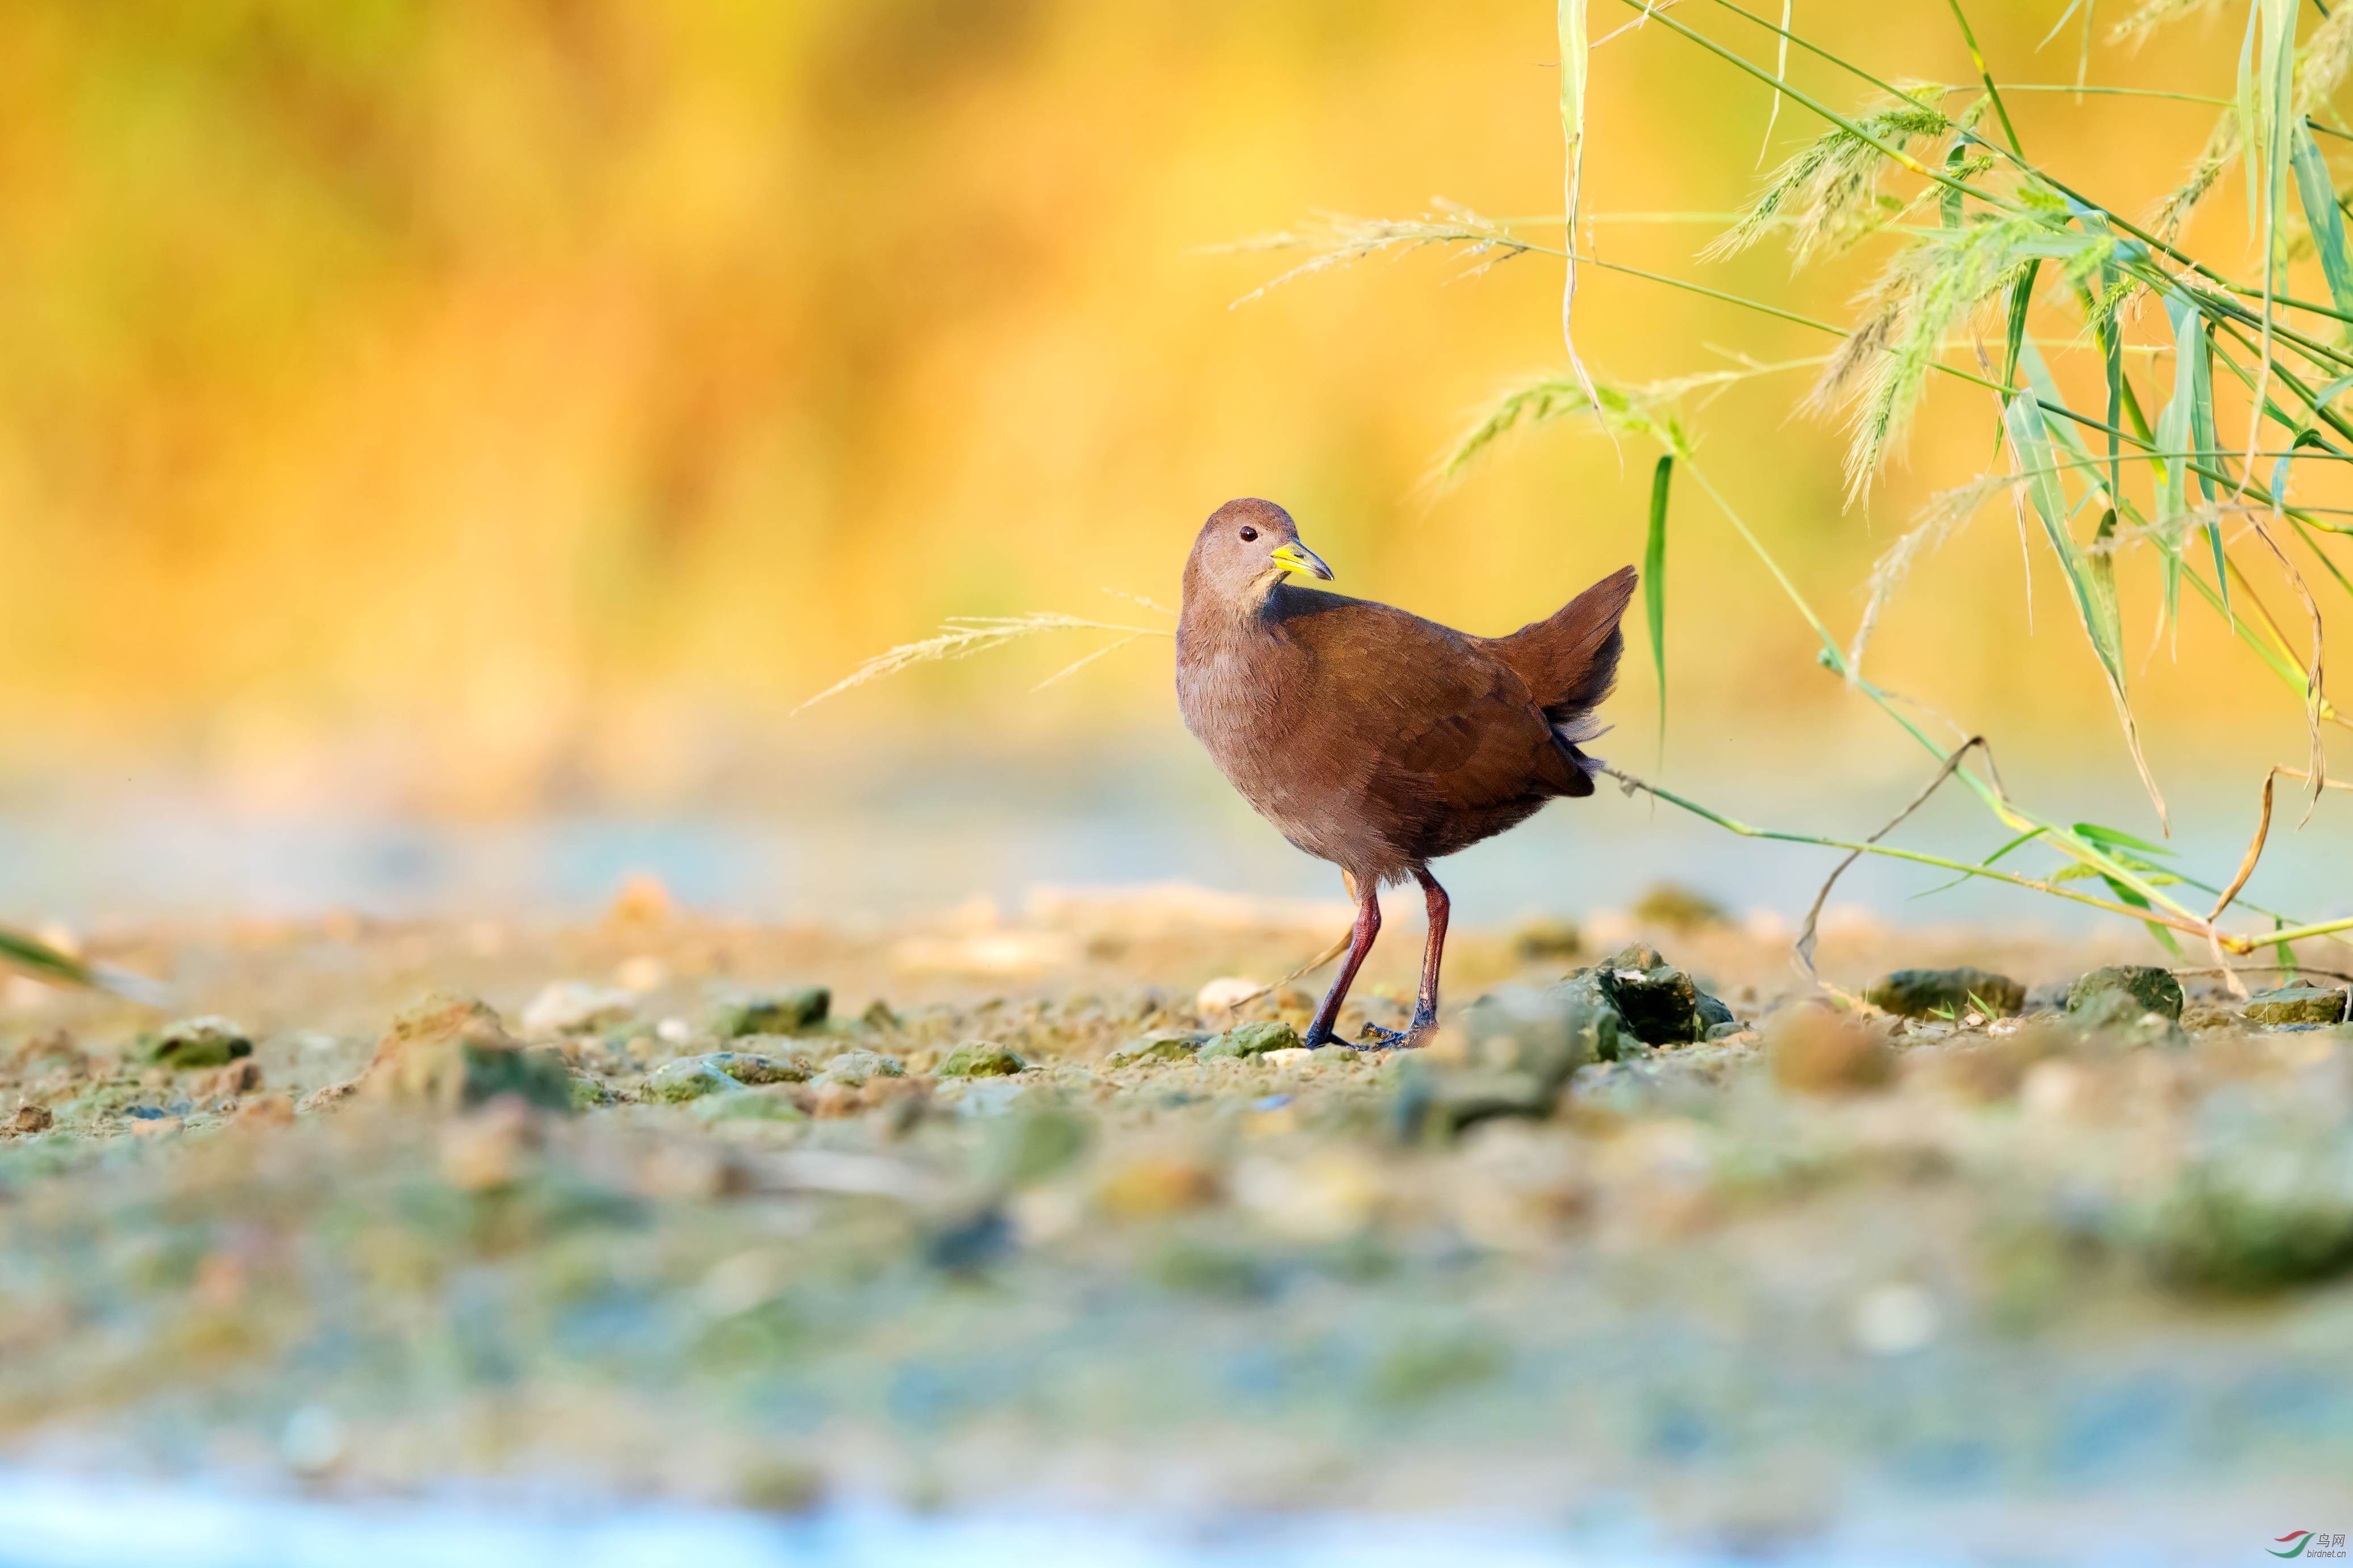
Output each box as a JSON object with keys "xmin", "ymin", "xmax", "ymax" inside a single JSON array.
[{"xmin": 1487, "ymin": 564, "xmax": 1638, "ymax": 721}]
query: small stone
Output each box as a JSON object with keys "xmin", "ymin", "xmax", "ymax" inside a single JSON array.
[
  {"xmin": 1631, "ymin": 882, "xmax": 1730, "ymax": 931},
  {"xmin": 1389, "ymin": 1057, "xmax": 1562, "ymax": 1140},
  {"xmin": 1864, "ymin": 966, "xmax": 2025, "ymax": 1020},
  {"xmin": 1464, "ymin": 984, "xmax": 1613, "ymax": 1086},
  {"xmin": 568, "ymin": 1076, "xmax": 616, "ymax": 1110},
  {"xmin": 8, "ymin": 1103, "xmax": 52, "ymax": 1134},
  {"xmin": 1510, "ymin": 916, "xmax": 1583, "ymax": 963},
  {"xmin": 937, "ymin": 1042, "xmax": 1025, "ymax": 1078},
  {"xmin": 350, "ymin": 997, "xmax": 575, "ymax": 1114},
  {"xmin": 1768, "ymin": 1004, "xmax": 1893, "ymax": 1093},
  {"xmin": 861, "ymin": 998, "xmax": 901, "ymax": 1030},
  {"xmin": 1197, "ymin": 1021, "xmax": 1304, "ymax": 1060},
  {"xmin": 2242, "ymin": 984, "xmax": 2349, "ymax": 1026},
  {"xmin": 1106, "ymin": 1031, "xmax": 1207, "ymax": 1067},
  {"xmin": 1196, "ymin": 976, "xmax": 1264, "ymax": 1014},
  {"xmin": 646, "ymin": 1051, "xmax": 809, "ymax": 1103},
  {"xmin": 520, "ymin": 981, "xmax": 636, "ymax": 1036},
  {"xmin": 2066, "ymin": 965, "xmax": 2184, "ymax": 1022},
  {"xmin": 1596, "ymin": 947, "xmax": 1721, "ymax": 1046},
  {"xmin": 1262, "ymin": 1046, "xmax": 1314, "ymax": 1067},
  {"xmin": 710, "ymin": 988, "xmax": 831, "ymax": 1038},
  {"xmin": 816, "ymin": 1048, "xmax": 904, "ymax": 1086},
  {"xmin": 1703, "ymin": 1021, "xmax": 1747, "ymax": 1042},
  {"xmin": 146, "ymin": 1017, "xmax": 253, "ymax": 1070},
  {"xmin": 1308, "ymin": 1045, "xmax": 1359, "ymax": 1067}
]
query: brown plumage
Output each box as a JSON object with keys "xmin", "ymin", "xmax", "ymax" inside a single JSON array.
[{"xmin": 1176, "ymin": 497, "xmax": 1636, "ymax": 1048}]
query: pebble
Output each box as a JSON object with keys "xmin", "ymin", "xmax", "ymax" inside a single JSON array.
[
  {"xmin": 1850, "ymin": 1282, "xmax": 1940, "ymax": 1356},
  {"xmin": 1864, "ymin": 966, "xmax": 2024, "ymax": 1020},
  {"xmin": 1105, "ymin": 1032, "xmax": 1206, "ymax": 1067},
  {"xmin": 1262, "ymin": 1047, "xmax": 1314, "ymax": 1067},
  {"xmin": 2067, "ymin": 965, "xmax": 2184, "ymax": 1022},
  {"xmin": 2242, "ymin": 984, "xmax": 2350, "ymax": 1026},
  {"xmin": 147, "ymin": 1017, "xmax": 253, "ymax": 1070},
  {"xmin": 646, "ymin": 1052, "xmax": 809, "ymax": 1103},
  {"xmin": 1198, "ymin": 1021, "xmax": 1303, "ymax": 1060},
  {"xmin": 937, "ymin": 1042, "xmax": 1025, "ymax": 1078},
  {"xmin": 710, "ymin": 988, "xmax": 831, "ymax": 1039},
  {"xmin": 816, "ymin": 1048, "xmax": 904, "ymax": 1086}
]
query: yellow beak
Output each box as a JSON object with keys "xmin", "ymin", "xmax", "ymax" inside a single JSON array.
[{"xmin": 1268, "ymin": 541, "xmax": 1335, "ymax": 581}]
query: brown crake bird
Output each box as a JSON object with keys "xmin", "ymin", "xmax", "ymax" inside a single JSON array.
[{"xmin": 1176, "ymin": 497, "xmax": 1637, "ymax": 1048}]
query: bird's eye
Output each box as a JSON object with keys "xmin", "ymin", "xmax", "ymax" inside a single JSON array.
[{"xmin": 1239, "ymin": 526, "xmax": 1258, "ymax": 542}]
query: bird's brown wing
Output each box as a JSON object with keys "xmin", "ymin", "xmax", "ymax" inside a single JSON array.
[{"xmin": 1274, "ymin": 592, "xmax": 1582, "ymax": 829}]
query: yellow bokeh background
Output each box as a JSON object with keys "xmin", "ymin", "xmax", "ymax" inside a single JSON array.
[{"xmin": 1, "ymin": 0, "xmax": 2342, "ymax": 814}]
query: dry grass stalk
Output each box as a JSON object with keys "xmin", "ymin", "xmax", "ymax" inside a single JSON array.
[{"xmin": 793, "ymin": 614, "xmax": 1170, "ymax": 716}]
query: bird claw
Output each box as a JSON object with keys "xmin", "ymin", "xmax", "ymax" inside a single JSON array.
[{"xmin": 1354, "ymin": 1019, "xmax": 1430, "ymax": 1051}]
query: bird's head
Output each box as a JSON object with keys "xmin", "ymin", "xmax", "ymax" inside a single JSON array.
[{"xmin": 1182, "ymin": 498, "xmax": 1333, "ymax": 608}]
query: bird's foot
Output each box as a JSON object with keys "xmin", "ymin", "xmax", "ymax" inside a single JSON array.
[{"xmin": 1354, "ymin": 1012, "xmax": 1436, "ymax": 1051}]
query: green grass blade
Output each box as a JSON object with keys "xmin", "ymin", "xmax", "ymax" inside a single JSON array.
[
  {"xmin": 2005, "ymin": 390, "xmax": 2170, "ymax": 828},
  {"xmin": 0, "ymin": 925, "xmax": 94, "ymax": 989},
  {"xmin": 2072, "ymin": 820, "xmax": 2176, "ymax": 858},
  {"xmin": 2291, "ymin": 123, "xmax": 2353, "ymax": 317},
  {"xmin": 2100, "ymin": 873, "xmax": 2185, "ymax": 954},
  {"xmin": 1645, "ymin": 454, "xmax": 1672, "ymax": 760}
]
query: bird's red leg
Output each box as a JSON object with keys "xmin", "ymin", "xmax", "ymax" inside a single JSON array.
[
  {"xmin": 1301, "ymin": 882, "xmax": 1381, "ymax": 1048},
  {"xmin": 1360, "ymin": 867, "xmax": 1447, "ymax": 1048}
]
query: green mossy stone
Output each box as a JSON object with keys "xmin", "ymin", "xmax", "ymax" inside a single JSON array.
[
  {"xmin": 1865, "ymin": 967, "xmax": 2026, "ymax": 1019},
  {"xmin": 1197, "ymin": 1021, "xmax": 1302, "ymax": 1060},
  {"xmin": 938, "ymin": 1042, "xmax": 1025, "ymax": 1078},
  {"xmin": 646, "ymin": 1051, "xmax": 810, "ymax": 1103},
  {"xmin": 816, "ymin": 1048, "xmax": 904, "ymax": 1086},
  {"xmin": 2242, "ymin": 984, "xmax": 2349, "ymax": 1026},
  {"xmin": 145, "ymin": 1017, "xmax": 253, "ymax": 1069},
  {"xmin": 709, "ymin": 988, "xmax": 831, "ymax": 1039},
  {"xmin": 2066, "ymin": 965, "xmax": 2185, "ymax": 1022},
  {"xmin": 1106, "ymin": 1032, "xmax": 1206, "ymax": 1067},
  {"xmin": 568, "ymin": 1076, "xmax": 616, "ymax": 1110}
]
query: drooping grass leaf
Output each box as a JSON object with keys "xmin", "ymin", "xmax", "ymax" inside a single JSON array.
[
  {"xmin": 2072, "ymin": 820, "xmax": 2176, "ymax": 858},
  {"xmin": 2001, "ymin": 257, "xmax": 2038, "ymax": 401},
  {"xmin": 1645, "ymin": 455, "xmax": 1672, "ymax": 760},
  {"xmin": 2100, "ymin": 873, "xmax": 2185, "ymax": 954},
  {"xmin": 2290, "ymin": 124, "xmax": 2353, "ymax": 319},
  {"xmin": 2004, "ymin": 390, "xmax": 2170, "ymax": 829}
]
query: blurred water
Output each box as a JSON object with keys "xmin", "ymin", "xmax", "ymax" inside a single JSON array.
[
  {"xmin": 0, "ymin": 1471, "xmax": 2248, "ymax": 1568},
  {"xmin": 3, "ymin": 738, "xmax": 2346, "ymax": 935}
]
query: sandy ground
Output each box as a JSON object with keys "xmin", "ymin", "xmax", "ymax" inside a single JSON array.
[{"xmin": 2, "ymin": 888, "xmax": 2350, "ymax": 1556}]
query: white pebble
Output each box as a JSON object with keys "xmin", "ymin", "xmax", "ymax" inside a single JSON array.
[{"xmin": 1851, "ymin": 1282, "xmax": 1940, "ymax": 1357}]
